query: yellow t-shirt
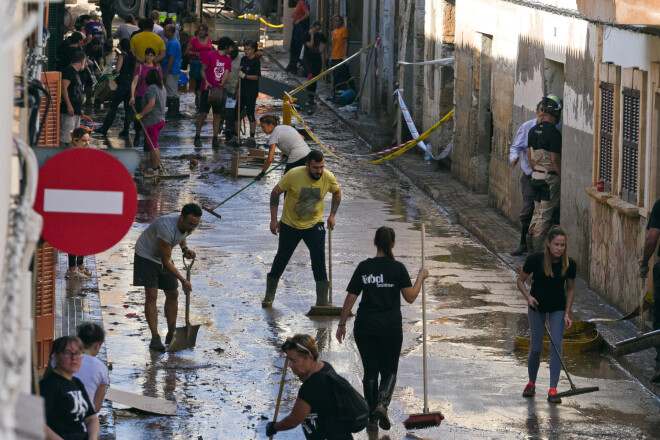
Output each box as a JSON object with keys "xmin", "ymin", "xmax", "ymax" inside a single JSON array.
[
  {"xmin": 130, "ymin": 31, "xmax": 166, "ymax": 61},
  {"xmin": 279, "ymin": 167, "xmax": 340, "ymax": 230},
  {"xmin": 331, "ymin": 27, "xmax": 348, "ymax": 60}
]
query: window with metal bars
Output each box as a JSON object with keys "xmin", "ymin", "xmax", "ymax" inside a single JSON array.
[
  {"xmin": 599, "ymin": 82, "xmax": 614, "ymax": 192},
  {"xmin": 621, "ymin": 87, "xmax": 640, "ymax": 204}
]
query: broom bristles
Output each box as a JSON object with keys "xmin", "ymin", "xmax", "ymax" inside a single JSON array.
[{"xmin": 403, "ymin": 411, "xmax": 444, "ymax": 430}]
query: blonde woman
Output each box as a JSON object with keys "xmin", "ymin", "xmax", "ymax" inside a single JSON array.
[{"xmin": 517, "ymin": 226, "xmax": 576, "ymax": 404}]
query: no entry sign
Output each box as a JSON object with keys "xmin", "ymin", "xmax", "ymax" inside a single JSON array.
[{"xmin": 33, "ymin": 148, "xmax": 138, "ymax": 255}]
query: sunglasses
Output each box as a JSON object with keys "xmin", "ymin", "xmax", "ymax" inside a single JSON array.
[{"xmin": 282, "ymin": 338, "xmax": 312, "ymax": 355}]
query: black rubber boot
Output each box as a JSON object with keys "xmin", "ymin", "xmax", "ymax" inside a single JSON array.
[
  {"xmin": 262, "ymin": 275, "xmax": 279, "ymax": 308},
  {"xmin": 315, "ymin": 280, "xmax": 329, "ymax": 306},
  {"xmin": 511, "ymin": 226, "xmax": 528, "ymax": 256},
  {"xmin": 374, "ymin": 374, "xmax": 396, "ymax": 430},
  {"xmin": 363, "ymin": 380, "xmax": 378, "ymax": 433}
]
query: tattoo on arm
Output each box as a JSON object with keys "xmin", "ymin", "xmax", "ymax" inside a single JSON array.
[
  {"xmin": 330, "ymin": 195, "xmax": 341, "ymax": 215},
  {"xmin": 270, "ymin": 192, "xmax": 281, "ymax": 207}
]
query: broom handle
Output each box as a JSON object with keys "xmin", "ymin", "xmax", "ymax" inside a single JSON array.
[
  {"xmin": 421, "ymin": 223, "xmax": 429, "ymax": 412},
  {"xmin": 270, "ymin": 358, "xmax": 288, "ymax": 440},
  {"xmin": 183, "ymin": 257, "xmax": 194, "ymax": 327},
  {"xmin": 237, "ymin": 77, "xmax": 242, "ymax": 145},
  {"xmin": 328, "ymin": 228, "xmax": 333, "ymax": 304},
  {"xmin": 534, "ymin": 306, "xmax": 577, "ymax": 390}
]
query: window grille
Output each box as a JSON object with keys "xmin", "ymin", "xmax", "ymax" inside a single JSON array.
[
  {"xmin": 599, "ymin": 82, "xmax": 614, "ymax": 192},
  {"xmin": 621, "ymin": 87, "xmax": 640, "ymax": 204}
]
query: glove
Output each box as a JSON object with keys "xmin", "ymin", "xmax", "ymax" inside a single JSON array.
[
  {"xmin": 639, "ymin": 259, "xmax": 649, "ymax": 278},
  {"xmin": 255, "ymin": 171, "xmax": 266, "ymax": 181},
  {"xmin": 135, "ymin": 114, "xmax": 143, "ymax": 121},
  {"xmin": 239, "ymin": 71, "xmax": 246, "ymax": 79},
  {"xmin": 265, "ymin": 421, "xmax": 276, "ymax": 437}
]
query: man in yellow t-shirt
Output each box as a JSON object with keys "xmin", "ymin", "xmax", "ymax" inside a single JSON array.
[
  {"xmin": 263, "ymin": 150, "xmax": 342, "ymax": 308},
  {"xmin": 130, "ymin": 18, "xmax": 166, "ymax": 64}
]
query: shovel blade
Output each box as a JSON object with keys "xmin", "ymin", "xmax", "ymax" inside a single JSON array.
[
  {"xmin": 167, "ymin": 324, "xmax": 201, "ymax": 352},
  {"xmin": 307, "ymin": 305, "xmax": 344, "ymax": 317}
]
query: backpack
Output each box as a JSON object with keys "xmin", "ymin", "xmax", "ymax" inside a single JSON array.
[{"xmin": 322, "ymin": 368, "xmax": 369, "ymax": 433}]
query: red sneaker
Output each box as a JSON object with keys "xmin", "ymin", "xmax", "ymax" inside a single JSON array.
[
  {"xmin": 522, "ymin": 382, "xmax": 535, "ymax": 397},
  {"xmin": 547, "ymin": 387, "xmax": 562, "ymax": 404}
]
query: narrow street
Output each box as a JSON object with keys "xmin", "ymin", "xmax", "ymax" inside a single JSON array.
[{"xmin": 93, "ymin": 57, "xmax": 660, "ymax": 439}]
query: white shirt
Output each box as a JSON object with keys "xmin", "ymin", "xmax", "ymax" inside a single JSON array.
[
  {"xmin": 509, "ymin": 118, "xmax": 537, "ymax": 176},
  {"xmin": 268, "ymin": 125, "xmax": 311, "ymax": 164},
  {"xmin": 73, "ymin": 354, "xmax": 109, "ymax": 407}
]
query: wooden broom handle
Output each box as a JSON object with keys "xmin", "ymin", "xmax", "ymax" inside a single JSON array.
[{"xmin": 421, "ymin": 223, "xmax": 429, "ymax": 411}]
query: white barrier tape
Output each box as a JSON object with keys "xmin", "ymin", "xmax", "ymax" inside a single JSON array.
[
  {"xmin": 397, "ymin": 57, "xmax": 454, "ymax": 67},
  {"xmin": 394, "ymin": 89, "xmax": 453, "ymax": 161}
]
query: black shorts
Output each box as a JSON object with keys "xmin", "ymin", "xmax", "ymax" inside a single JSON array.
[
  {"xmin": 133, "ymin": 254, "xmax": 179, "ymax": 291},
  {"xmin": 199, "ymin": 89, "xmax": 224, "ymax": 114}
]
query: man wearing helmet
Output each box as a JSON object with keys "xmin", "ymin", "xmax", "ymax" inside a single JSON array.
[{"xmin": 526, "ymin": 94, "xmax": 563, "ymax": 252}]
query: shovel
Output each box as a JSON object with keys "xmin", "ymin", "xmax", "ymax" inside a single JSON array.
[{"xmin": 168, "ymin": 257, "xmax": 200, "ymax": 352}]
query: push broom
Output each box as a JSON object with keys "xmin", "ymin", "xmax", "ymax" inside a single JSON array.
[
  {"xmin": 202, "ymin": 161, "xmax": 285, "ymax": 219},
  {"xmin": 534, "ymin": 306, "xmax": 599, "ymax": 399},
  {"xmin": 404, "ymin": 223, "xmax": 444, "ymax": 430}
]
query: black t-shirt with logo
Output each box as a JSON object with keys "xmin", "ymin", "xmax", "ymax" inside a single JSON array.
[
  {"xmin": 648, "ymin": 199, "xmax": 660, "ymax": 257},
  {"xmin": 346, "ymin": 257, "xmax": 412, "ymax": 335},
  {"xmin": 239, "ymin": 55, "xmax": 261, "ymax": 97},
  {"xmin": 40, "ymin": 372, "xmax": 96, "ymax": 438},
  {"xmin": 523, "ymin": 252, "xmax": 577, "ymax": 313},
  {"xmin": 528, "ymin": 121, "xmax": 562, "ymax": 154},
  {"xmin": 297, "ymin": 361, "xmax": 353, "ymax": 440},
  {"xmin": 60, "ymin": 65, "xmax": 84, "ymax": 115}
]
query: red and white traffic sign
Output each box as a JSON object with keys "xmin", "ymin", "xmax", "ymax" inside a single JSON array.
[{"xmin": 33, "ymin": 148, "xmax": 138, "ymax": 255}]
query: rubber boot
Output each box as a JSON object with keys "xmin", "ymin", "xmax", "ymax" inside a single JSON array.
[
  {"xmin": 363, "ymin": 380, "xmax": 378, "ymax": 433},
  {"xmin": 315, "ymin": 280, "xmax": 329, "ymax": 306},
  {"xmin": 165, "ymin": 97, "xmax": 174, "ymax": 117},
  {"xmin": 172, "ymin": 97, "xmax": 181, "ymax": 117},
  {"xmin": 262, "ymin": 275, "xmax": 279, "ymax": 308},
  {"xmin": 374, "ymin": 374, "xmax": 396, "ymax": 430}
]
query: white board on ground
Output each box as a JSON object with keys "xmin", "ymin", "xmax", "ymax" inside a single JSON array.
[{"xmin": 105, "ymin": 387, "xmax": 178, "ymax": 415}]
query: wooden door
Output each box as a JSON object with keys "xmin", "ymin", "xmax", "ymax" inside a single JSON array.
[{"xmin": 35, "ymin": 242, "xmax": 56, "ymax": 371}]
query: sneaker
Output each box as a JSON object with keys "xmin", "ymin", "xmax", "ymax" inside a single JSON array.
[
  {"xmin": 165, "ymin": 331, "xmax": 174, "ymax": 345},
  {"xmin": 149, "ymin": 335, "xmax": 165, "ymax": 352},
  {"xmin": 522, "ymin": 382, "xmax": 535, "ymax": 397},
  {"xmin": 65, "ymin": 269, "xmax": 89, "ymax": 280},
  {"xmin": 79, "ymin": 267, "xmax": 92, "ymax": 277},
  {"xmin": 547, "ymin": 388, "xmax": 562, "ymax": 404}
]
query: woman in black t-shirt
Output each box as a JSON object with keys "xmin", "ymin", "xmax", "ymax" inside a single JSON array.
[
  {"xmin": 265, "ymin": 334, "xmax": 352, "ymax": 440},
  {"xmin": 40, "ymin": 335, "xmax": 98, "ymax": 440},
  {"xmin": 336, "ymin": 226, "xmax": 428, "ymax": 432},
  {"xmin": 238, "ymin": 40, "xmax": 261, "ymax": 140},
  {"xmin": 517, "ymin": 226, "xmax": 576, "ymax": 404}
]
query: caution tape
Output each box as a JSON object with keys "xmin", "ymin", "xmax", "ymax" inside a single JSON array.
[
  {"xmin": 288, "ymin": 101, "xmax": 453, "ymax": 165},
  {"xmin": 238, "ymin": 14, "xmax": 283, "ymax": 28},
  {"xmin": 288, "ymin": 38, "xmax": 381, "ymax": 97}
]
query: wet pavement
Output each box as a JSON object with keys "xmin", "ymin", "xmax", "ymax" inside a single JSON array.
[{"xmin": 90, "ymin": 56, "xmax": 660, "ymax": 439}]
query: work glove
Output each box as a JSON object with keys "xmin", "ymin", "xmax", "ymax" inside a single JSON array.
[
  {"xmin": 135, "ymin": 114, "xmax": 143, "ymax": 121},
  {"xmin": 255, "ymin": 171, "xmax": 266, "ymax": 181},
  {"xmin": 239, "ymin": 71, "xmax": 246, "ymax": 79},
  {"xmin": 265, "ymin": 421, "xmax": 276, "ymax": 436},
  {"xmin": 639, "ymin": 259, "xmax": 649, "ymax": 279}
]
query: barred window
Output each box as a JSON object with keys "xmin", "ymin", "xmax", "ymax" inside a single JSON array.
[
  {"xmin": 621, "ymin": 87, "xmax": 640, "ymax": 204},
  {"xmin": 599, "ymin": 82, "xmax": 614, "ymax": 192}
]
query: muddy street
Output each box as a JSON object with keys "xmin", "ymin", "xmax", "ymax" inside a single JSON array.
[{"xmin": 92, "ymin": 57, "xmax": 660, "ymax": 440}]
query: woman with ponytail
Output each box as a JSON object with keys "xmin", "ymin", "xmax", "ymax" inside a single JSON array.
[
  {"xmin": 517, "ymin": 225, "xmax": 576, "ymax": 404},
  {"xmin": 336, "ymin": 226, "xmax": 429, "ymax": 433}
]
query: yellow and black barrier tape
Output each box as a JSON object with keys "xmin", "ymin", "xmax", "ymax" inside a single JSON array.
[
  {"xmin": 238, "ymin": 14, "xmax": 284, "ymax": 28},
  {"xmin": 288, "ymin": 102, "xmax": 454, "ymax": 165},
  {"xmin": 287, "ymin": 38, "xmax": 381, "ymax": 97}
]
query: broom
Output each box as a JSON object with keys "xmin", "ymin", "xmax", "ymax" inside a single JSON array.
[{"xmin": 404, "ymin": 223, "xmax": 444, "ymax": 430}]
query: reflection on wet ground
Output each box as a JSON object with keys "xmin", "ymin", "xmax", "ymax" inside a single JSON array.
[{"xmin": 93, "ymin": 57, "xmax": 660, "ymax": 439}]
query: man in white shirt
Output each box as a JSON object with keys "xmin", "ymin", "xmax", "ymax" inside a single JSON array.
[{"xmin": 509, "ymin": 101, "xmax": 542, "ymax": 255}]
